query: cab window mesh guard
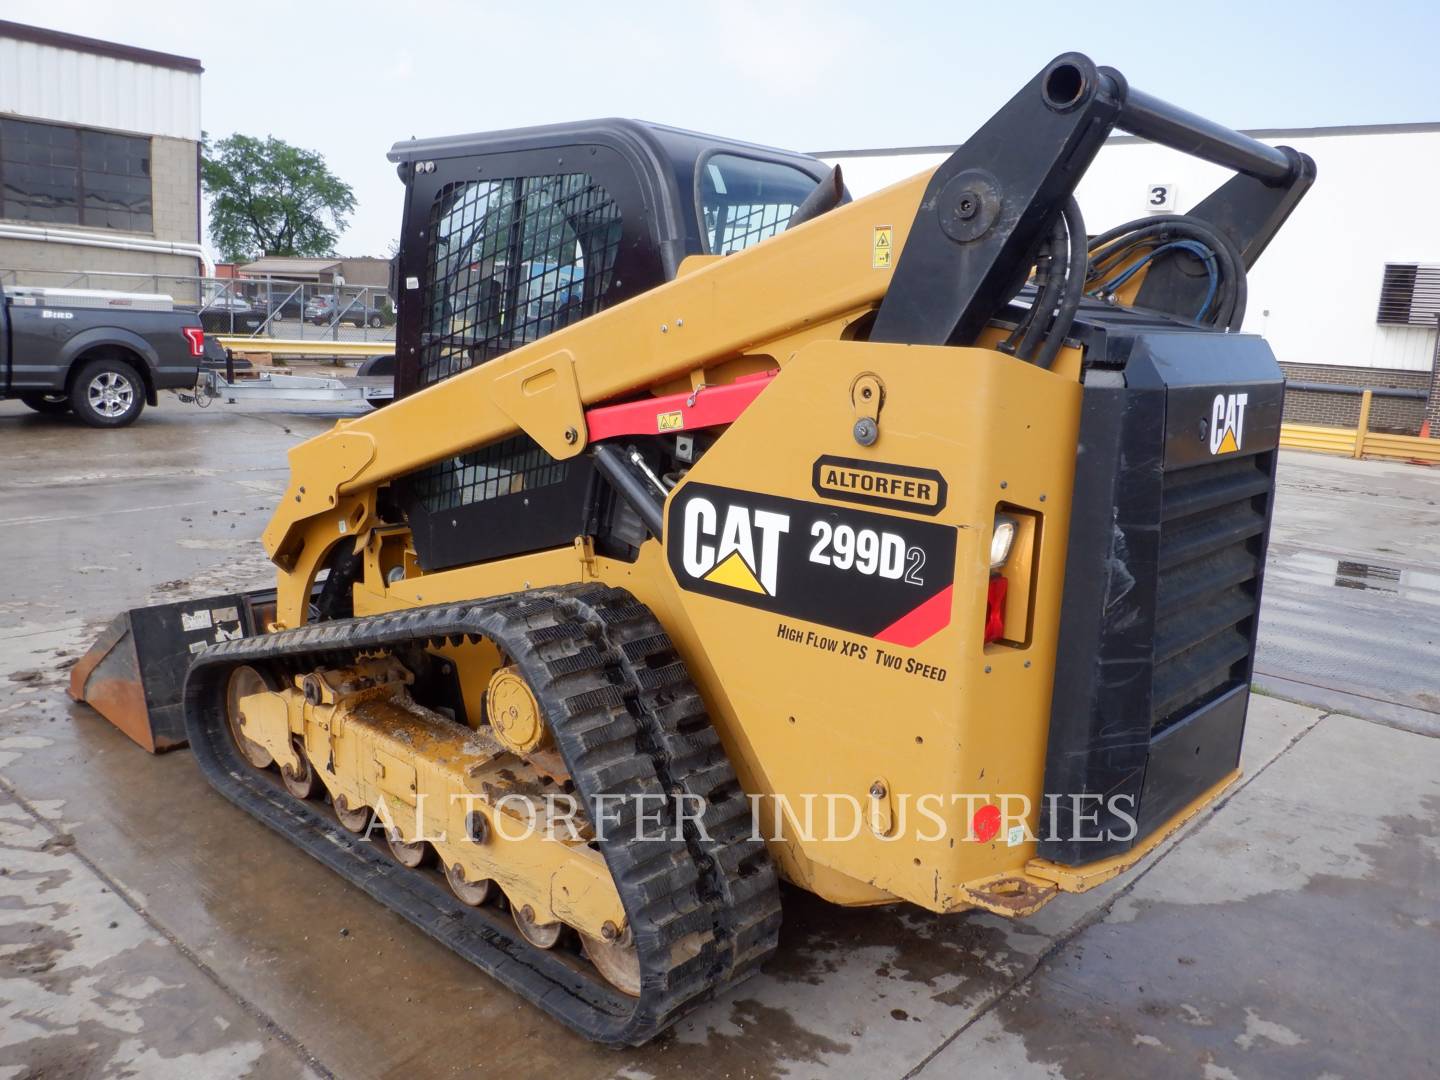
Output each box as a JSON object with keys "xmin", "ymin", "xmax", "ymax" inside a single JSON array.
[
  {"xmin": 700, "ymin": 154, "xmax": 816, "ymax": 254},
  {"xmin": 410, "ymin": 172, "xmax": 621, "ymax": 512},
  {"xmin": 411, "ymin": 435, "xmax": 570, "ymax": 513},
  {"xmin": 708, "ymin": 202, "xmax": 795, "ymax": 254},
  {"xmin": 417, "ymin": 172, "xmax": 622, "ymax": 389}
]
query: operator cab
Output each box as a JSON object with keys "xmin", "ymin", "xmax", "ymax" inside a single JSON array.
[
  {"xmin": 385, "ymin": 121, "xmax": 838, "ymax": 572},
  {"xmin": 387, "ymin": 120, "xmax": 836, "ymax": 398}
]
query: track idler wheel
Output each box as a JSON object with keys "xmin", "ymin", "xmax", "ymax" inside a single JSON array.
[
  {"xmin": 485, "ymin": 665, "xmax": 549, "ymax": 755},
  {"xmin": 224, "ymin": 665, "xmax": 274, "ymax": 768},
  {"xmin": 444, "ymin": 862, "xmax": 495, "ymax": 906}
]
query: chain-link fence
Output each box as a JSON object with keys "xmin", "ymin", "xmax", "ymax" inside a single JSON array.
[{"xmin": 0, "ymin": 268, "xmax": 396, "ymax": 342}]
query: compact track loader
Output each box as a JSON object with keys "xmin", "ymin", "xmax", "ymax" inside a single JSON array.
[{"xmin": 71, "ymin": 54, "xmax": 1314, "ymax": 1044}]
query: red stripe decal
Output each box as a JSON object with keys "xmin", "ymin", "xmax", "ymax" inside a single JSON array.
[
  {"xmin": 585, "ymin": 369, "xmax": 776, "ymax": 442},
  {"xmin": 874, "ymin": 585, "xmax": 954, "ymax": 647}
]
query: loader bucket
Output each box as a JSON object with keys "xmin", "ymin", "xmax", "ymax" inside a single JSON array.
[{"xmin": 69, "ymin": 591, "xmax": 271, "ymax": 753}]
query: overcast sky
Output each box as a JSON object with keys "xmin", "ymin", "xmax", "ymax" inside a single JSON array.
[{"xmin": 7, "ymin": 0, "xmax": 1435, "ymax": 259}]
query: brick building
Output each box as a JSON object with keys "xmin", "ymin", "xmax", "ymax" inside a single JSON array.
[
  {"xmin": 0, "ymin": 20, "xmax": 207, "ymax": 288},
  {"xmin": 821, "ymin": 122, "xmax": 1440, "ymax": 437}
]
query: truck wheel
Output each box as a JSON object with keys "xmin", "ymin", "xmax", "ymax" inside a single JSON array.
[
  {"xmin": 70, "ymin": 358, "xmax": 145, "ymax": 428},
  {"xmin": 20, "ymin": 393, "xmax": 71, "ymax": 415},
  {"xmin": 368, "ymin": 314, "xmax": 382, "ymax": 328}
]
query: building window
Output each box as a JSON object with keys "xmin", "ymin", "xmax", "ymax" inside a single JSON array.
[{"xmin": 0, "ymin": 118, "xmax": 153, "ymax": 232}]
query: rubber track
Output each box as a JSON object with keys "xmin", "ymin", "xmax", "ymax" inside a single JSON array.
[
  {"xmin": 182, "ymin": 584, "xmax": 780, "ymax": 1045},
  {"xmin": 550, "ymin": 584, "xmax": 782, "ymax": 987}
]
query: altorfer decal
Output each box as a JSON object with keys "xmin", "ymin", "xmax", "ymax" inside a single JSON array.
[{"xmin": 811, "ymin": 456, "xmax": 948, "ymax": 516}]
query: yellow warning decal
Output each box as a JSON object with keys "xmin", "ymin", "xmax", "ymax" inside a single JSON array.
[
  {"xmin": 657, "ymin": 410, "xmax": 684, "ymax": 432},
  {"xmin": 704, "ymin": 551, "xmax": 767, "ymax": 594},
  {"xmin": 872, "ymin": 225, "xmax": 893, "ymax": 269}
]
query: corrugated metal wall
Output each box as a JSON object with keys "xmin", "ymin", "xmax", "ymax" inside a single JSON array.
[
  {"xmin": 1369, "ymin": 325, "xmax": 1437, "ymax": 370},
  {"xmin": 0, "ymin": 36, "xmax": 201, "ymax": 141}
]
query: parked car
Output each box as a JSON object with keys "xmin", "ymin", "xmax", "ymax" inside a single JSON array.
[
  {"xmin": 307, "ymin": 294, "xmax": 391, "ymax": 328},
  {"xmin": 198, "ymin": 297, "xmax": 265, "ymax": 334},
  {"xmin": 1, "ymin": 282, "xmax": 210, "ymax": 427},
  {"xmin": 262, "ymin": 292, "xmax": 306, "ymax": 322},
  {"xmin": 302, "ymin": 293, "xmax": 334, "ymax": 321}
]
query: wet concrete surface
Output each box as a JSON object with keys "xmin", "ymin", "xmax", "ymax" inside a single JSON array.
[
  {"xmin": 914, "ymin": 713, "xmax": 1440, "ymax": 1079},
  {"xmin": 1257, "ymin": 453, "xmax": 1440, "ymax": 734},
  {"xmin": 0, "ymin": 784, "xmax": 320, "ymax": 1080},
  {"xmin": 1, "ymin": 395, "xmax": 1437, "ymax": 1078}
]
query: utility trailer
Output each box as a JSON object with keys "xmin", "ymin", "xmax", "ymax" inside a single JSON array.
[{"xmin": 196, "ymin": 367, "xmax": 393, "ymax": 407}]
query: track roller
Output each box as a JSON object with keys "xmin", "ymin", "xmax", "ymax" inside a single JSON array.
[
  {"xmin": 281, "ymin": 739, "xmax": 318, "ymax": 799},
  {"xmin": 387, "ymin": 832, "xmax": 430, "ymax": 869},
  {"xmin": 333, "ymin": 793, "xmax": 372, "ymax": 834},
  {"xmin": 584, "ymin": 926, "xmax": 642, "ymax": 997},
  {"xmin": 513, "ymin": 903, "xmax": 562, "ymax": 949},
  {"xmin": 444, "ymin": 862, "xmax": 495, "ymax": 906}
]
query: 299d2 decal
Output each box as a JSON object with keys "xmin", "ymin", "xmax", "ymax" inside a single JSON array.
[{"xmin": 666, "ymin": 482, "xmax": 958, "ymax": 646}]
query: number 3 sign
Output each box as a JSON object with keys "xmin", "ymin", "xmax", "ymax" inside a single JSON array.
[{"xmin": 1147, "ymin": 182, "xmax": 1176, "ymax": 211}]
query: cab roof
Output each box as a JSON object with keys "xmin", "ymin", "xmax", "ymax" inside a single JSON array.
[{"xmin": 386, "ymin": 117, "xmax": 828, "ymax": 180}]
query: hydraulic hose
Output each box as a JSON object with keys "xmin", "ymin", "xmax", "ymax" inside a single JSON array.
[
  {"xmin": 1035, "ymin": 199, "xmax": 1087, "ymax": 370},
  {"xmin": 1010, "ymin": 212, "xmax": 1070, "ymax": 362},
  {"xmin": 1087, "ymin": 214, "xmax": 1247, "ymax": 330}
]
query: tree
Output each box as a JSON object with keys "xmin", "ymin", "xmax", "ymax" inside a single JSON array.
[{"xmin": 202, "ymin": 135, "xmax": 356, "ymax": 262}]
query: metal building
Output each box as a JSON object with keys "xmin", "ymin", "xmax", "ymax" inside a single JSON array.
[{"xmin": 0, "ymin": 19, "xmax": 207, "ymax": 285}]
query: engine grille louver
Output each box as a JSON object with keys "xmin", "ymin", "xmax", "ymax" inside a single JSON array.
[{"xmin": 1151, "ymin": 451, "xmax": 1272, "ymax": 733}]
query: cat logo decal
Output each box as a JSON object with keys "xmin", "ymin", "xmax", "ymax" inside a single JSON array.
[{"xmin": 1210, "ymin": 392, "xmax": 1248, "ymax": 455}]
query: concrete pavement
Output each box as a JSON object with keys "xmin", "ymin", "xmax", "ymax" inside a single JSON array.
[
  {"xmin": 0, "ymin": 785, "xmax": 319, "ymax": 1080},
  {"xmin": 914, "ymin": 708, "xmax": 1439, "ymax": 1079},
  {"xmin": 0, "ymin": 394, "xmax": 1436, "ymax": 1078},
  {"xmin": 1257, "ymin": 452, "xmax": 1440, "ymax": 735}
]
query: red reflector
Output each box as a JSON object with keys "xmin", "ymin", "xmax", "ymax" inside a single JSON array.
[
  {"xmin": 182, "ymin": 326, "xmax": 205, "ymax": 357},
  {"xmin": 972, "ymin": 803, "xmax": 1002, "ymax": 843},
  {"xmin": 984, "ymin": 574, "xmax": 1008, "ymax": 643}
]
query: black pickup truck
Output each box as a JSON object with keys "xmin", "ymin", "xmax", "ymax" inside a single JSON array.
[{"xmin": 1, "ymin": 281, "xmax": 214, "ymax": 427}]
